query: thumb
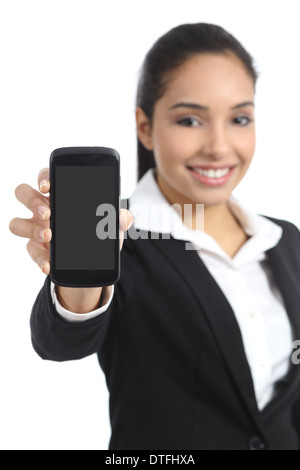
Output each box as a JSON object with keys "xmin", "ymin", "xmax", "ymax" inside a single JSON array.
[
  {"xmin": 119, "ymin": 209, "xmax": 134, "ymax": 251},
  {"xmin": 119, "ymin": 209, "xmax": 134, "ymax": 232}
]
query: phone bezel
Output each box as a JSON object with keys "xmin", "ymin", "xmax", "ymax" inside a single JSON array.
[{"xmin": 49, "ymin": 147, "xmax": 120, "ymax": 287}]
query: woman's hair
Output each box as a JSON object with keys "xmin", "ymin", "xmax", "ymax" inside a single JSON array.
[{"xmin": 136, "ymin": 23, "xmax": 258, "ymax": 181}]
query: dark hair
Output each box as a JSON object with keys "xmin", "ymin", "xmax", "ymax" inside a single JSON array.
[{"xmin": 136, "ymin": 23, "xmax": 258, "ymax": 181}]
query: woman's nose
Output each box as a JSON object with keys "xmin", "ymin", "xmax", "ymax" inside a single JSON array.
[{"xmin": 200, "ymin": 123, "xmax": 231, "ymax": 160}]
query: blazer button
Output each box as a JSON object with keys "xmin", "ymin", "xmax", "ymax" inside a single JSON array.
[{"xmin": 249, "ymin": 436, "xmax": 266, "ymax": 450}]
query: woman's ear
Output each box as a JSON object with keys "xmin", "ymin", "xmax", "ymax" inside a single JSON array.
[{"xmin": 136, "ymin": 107, "xmax": 153, "ymax": 151}]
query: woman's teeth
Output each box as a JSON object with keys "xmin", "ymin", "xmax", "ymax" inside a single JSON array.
[{"xmin": 191, "ymin": 167, "xmax": 231, "ymax": 179}]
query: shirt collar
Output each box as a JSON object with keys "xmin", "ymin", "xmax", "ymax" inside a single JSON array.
[{"xmin": 128, "ymin": 168, "xmax": 283, "ymax": 267}]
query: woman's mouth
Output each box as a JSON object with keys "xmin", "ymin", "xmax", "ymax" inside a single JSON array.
[{"xmin": 187, "ymin": 165, "xmax": 237, "ymax": 186}]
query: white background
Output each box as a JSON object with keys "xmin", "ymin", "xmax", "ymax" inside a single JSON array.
[{"xmin": 1, "ymin": 0, "xmax": 300, "ymax": 450}]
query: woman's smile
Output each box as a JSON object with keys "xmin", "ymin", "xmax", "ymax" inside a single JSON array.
[{"xmin": 186, "ymin": 164, "xmax": 238, "ymax": 186}]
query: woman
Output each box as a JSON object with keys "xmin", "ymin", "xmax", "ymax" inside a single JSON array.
[{"xmin": 9, "ymin": 23, "xmax": 300, "ymax": 450}]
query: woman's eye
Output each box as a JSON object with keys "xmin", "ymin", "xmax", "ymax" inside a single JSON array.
[
  {"xmin": 177, "ymin": 117, "xmax": 200, "ymax": 127},
  {"xmin": 234, "ymin": 116, "xmax": 252, "ymax": 126}
]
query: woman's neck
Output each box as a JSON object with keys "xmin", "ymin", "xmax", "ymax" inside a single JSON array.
[{"xmin": 155, "ymin": 169, "xmax": 250, "ymax": 258}]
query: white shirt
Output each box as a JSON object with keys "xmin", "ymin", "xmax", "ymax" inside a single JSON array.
[{"xmin": 51, "ymin": 168, "xmax": 293, "ymax": 410}]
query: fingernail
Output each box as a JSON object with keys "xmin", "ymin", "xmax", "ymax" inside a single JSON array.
[
  {"xmin": 41, "ymin": 261, "xmax": 49, "ymax": 274},
  {"xmin": 40, "ymin": 228, "xmax": 50, "ymax": 240},
  {"xmin": 38, "ymin": 206, "xmax": 50, "ymax": 220},
  {"xmin": 40, "ymin": 229, "xmax": 46, "ymax": 240},
  {"xmin": 40, "ymin": 180, "xmax": 48, "ymax": 191}
]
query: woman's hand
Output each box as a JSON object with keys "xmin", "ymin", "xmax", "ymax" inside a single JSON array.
[
  {"xmin": 9, "ymin": 168, "xmax": 134, "ymax": 313},
  {"xmin": 9, "ymin": 168, "xmax": 53, "ymax": 274}
]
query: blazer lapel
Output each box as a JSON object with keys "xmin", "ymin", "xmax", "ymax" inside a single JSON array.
[
  {"xmin": 150, "ymin": 235, "xmax": 265, "ymax": 434},
  {"xmin": 260, "ymin": 242, "xmax": 300, "ymax": 419}
]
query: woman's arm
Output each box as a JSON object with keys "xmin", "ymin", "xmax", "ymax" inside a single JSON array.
[{"xmin": 30, "ymin": 276, "xmax": 115, "ymax": 361}]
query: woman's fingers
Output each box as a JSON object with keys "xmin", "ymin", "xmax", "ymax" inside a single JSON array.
[
  {"xmin": 14, "ymin": 183, "xmax": 50, "ymax": 220},
  {"xmin": 38, "ymin": 168, "xmax": 50, "ymax": 194},
  {"xmin": 26, "ymin": 239, "xmax": 50, "ymax": 274},
  {"xmin": 9, "ymin": 168, "xmax": 52, "ymax": 276},
  {"xmin": 9, "ymin": 217, "xmax": 52, "ymax": 242},
  {"xmin": 119, "ymin": 209, "xmax": 134, "ymax": 251}
]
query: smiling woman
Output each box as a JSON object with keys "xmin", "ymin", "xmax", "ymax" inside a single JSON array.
[{"xmin": 10, "ymin": 22, "xmax": 300, "ymax": 450}]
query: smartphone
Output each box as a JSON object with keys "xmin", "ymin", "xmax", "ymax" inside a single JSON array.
[{"xmin": 49, "ymin": 146, "xmax": 120, "ymax": 287}]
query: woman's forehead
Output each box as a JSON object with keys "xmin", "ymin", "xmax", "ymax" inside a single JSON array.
[{"xmin": 160, "ymin": 53, "xmax": 255, "ymax": 106}]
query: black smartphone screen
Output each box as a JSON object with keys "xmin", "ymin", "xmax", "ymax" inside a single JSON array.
[
  {"xmin": 55, "ymin": 165, "xmax": 116, "ymax": 270},
  {"xmin": 50, "ymin": 147, "xmax": 120, "ymax": 287}
]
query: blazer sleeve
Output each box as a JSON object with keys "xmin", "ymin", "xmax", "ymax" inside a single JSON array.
[{"xmin": 30, "ymin": 239, "xmax": 134, "ymax": 362}]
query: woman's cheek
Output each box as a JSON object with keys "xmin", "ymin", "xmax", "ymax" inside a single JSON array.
[
  {"xmin": 167, "ymin": 130, "xmax": 197, "ymax": 164},
  {"xmin": 239, "ymin": 143, "xmax": 255, "ymax": 167},
  {"xmin": 154, "ymin": 131, "xmax": 185, "ymax": 166},
  {"xmin": 236, "ymin": 127, "xmax": 256, "ymax": 159}
]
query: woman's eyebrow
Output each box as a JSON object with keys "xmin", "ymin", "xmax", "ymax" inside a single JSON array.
[
  {"xmin": 169, "ymin": 102, "xmax": 208, "ymax": 111},
  {"xmin": 169, "ymin": 101, "xmax": 254, "ymax": 110},
  {"xmin": 231, "ymin": 101, "xmax": 255, "ymax": 109}
]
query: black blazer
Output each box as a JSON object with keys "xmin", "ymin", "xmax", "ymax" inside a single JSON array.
[{"xmin": 30, "ymin": 199, "xmax": 300, "ymax": 450}]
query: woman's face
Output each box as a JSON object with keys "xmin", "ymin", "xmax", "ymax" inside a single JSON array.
[{"xmin": 137, "ymin": 52, "xmax": 256, "ymax": 207}]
